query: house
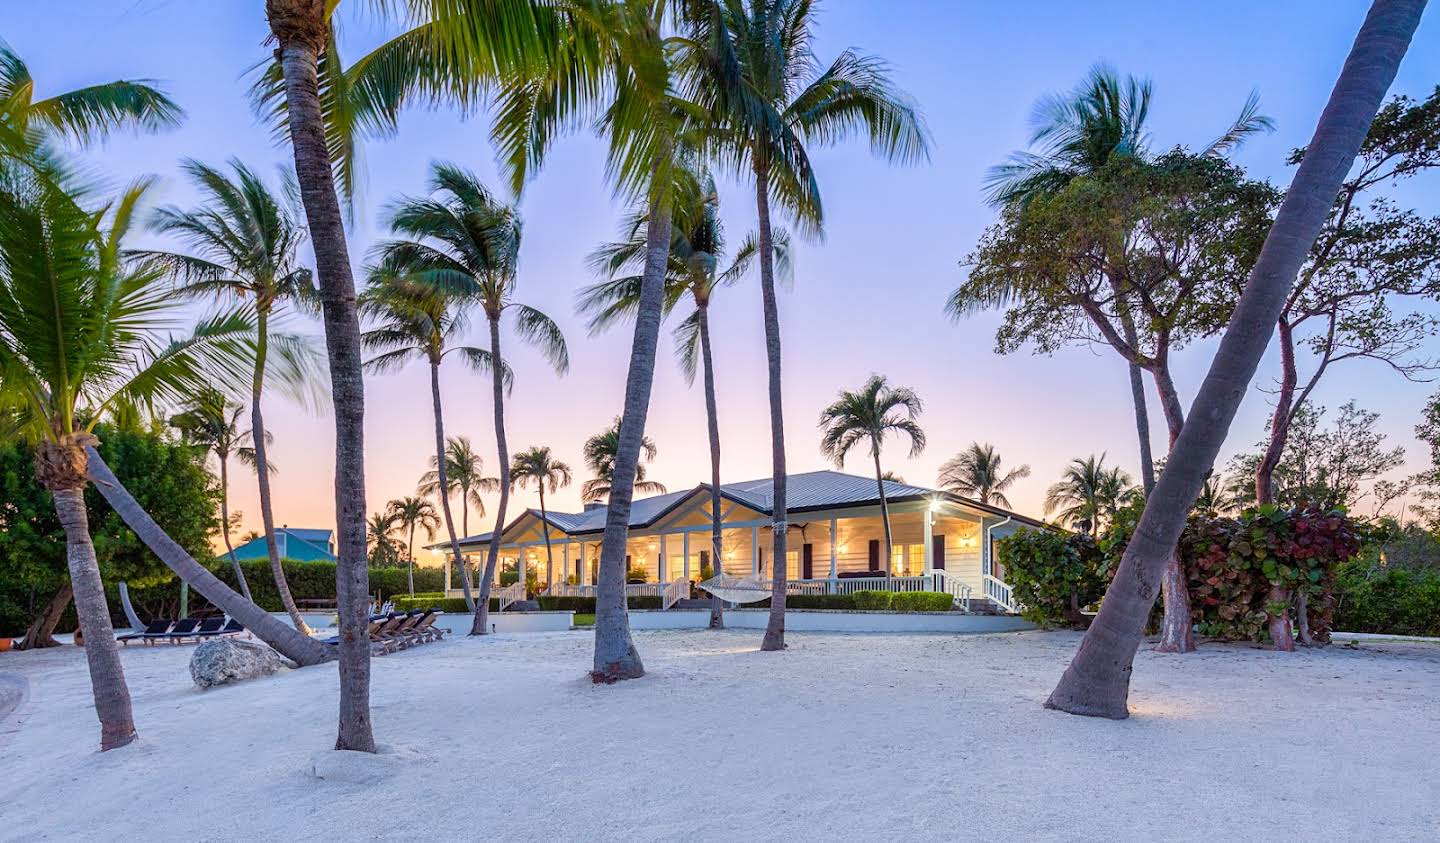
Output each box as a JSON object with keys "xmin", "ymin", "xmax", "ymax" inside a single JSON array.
[
  {"xmin": 227, "ymin": 527, "xmax": 337, "ymax": 563},
  {"xmin": 442, "ymin": 471, "xmax": 1045, "ymax": 612}
]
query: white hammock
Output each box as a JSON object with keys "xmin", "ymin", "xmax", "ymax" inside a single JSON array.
[{"xmin": 698, "ymin": 574, "xmax": 775, "ymax": 604}]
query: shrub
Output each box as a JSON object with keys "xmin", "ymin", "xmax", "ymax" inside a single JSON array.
[
  {"xmin": 533, "ymin": 595, "xmax": 663, "ymax": 612},
  {"xmin": 625, "ymin": 565, "xmax": 650, "ymax": 583},
  {"xmin": 391, "ymin": 596, "xmax": 482, "ymax": 613},
  {"xmin": 749, "ymin": 594, "xmax": 856, "ymax": 610},
  {"xmin": 1335, "ymin": 563, "xmax": 1440, "ymax": 636},
  {"xmin": 997, "ymin": 528, "xmax": 1105, "ymax": 626},
  {"xmin": 891, "ymin": 591, "xmax": 955, "ymax": 612},
  {"xmin": 851, "ymin": 590, "xmax": 893, "ymax": 610}
]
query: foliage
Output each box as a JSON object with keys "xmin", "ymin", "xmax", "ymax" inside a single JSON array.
[
  {"xmin": 582, "ymin": 416, "xmax": 665, "ymax": 503},
  {"xmin": 534, "ymin": 595, "xmax": 663, "ymax": 612},
  {"xmin": 996, "ymin": 528, "xmax": 1106, "ymax": 626},
  {"xmin": 850, "ymin": 590, "xmax": 893, "ymax": 610},
  {"xmin": 937, "ymin": 442, "xmax": 1030, "ymax": 507},
  {"xmin": 889, "ymin": 591, "xmax": 956, "ymax": 612},
  {"xmin": 1334, "ymin": 561, "xmax": 1440, "ymax": 637},
  {"xmin": 0, "ymin": 426, "xmax": 219, "ymax": 636},
  {"xmin": 1044, "ymin": 454, "xmax": 1131, "ymax": 534},
  {"xmin": 391, "ymin": 596, "xmax": 497, "ymax": 614},
  {"xmin": 817, "ymin": 374, "xmax": 926, "ymax": 470},
  {"xmin": 417, "ymin": 436, "xmax": 495, "ymax": 530},
  {"xmin": 0, "ymin": 41, "xmax": 182, "ymax": 146},
  {"xmin": 624, "ymin": 563, "xmax": 650, "ymax": 584}
]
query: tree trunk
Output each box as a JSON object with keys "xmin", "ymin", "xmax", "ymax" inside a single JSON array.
[
  {"xmin": 1120, "ymin": 313, "xmax": 1156, "ymax": 495},
  {"xmin": 874, "ymin": 447, "xmax": 894, "ymax": 574},
  {"xmin": 86, "ymin": 447, "xmax": 332, "ymax": 665},
  {"xmin": 218, "ymin": 456, "xmax": 253, "ymax": 601},
  {"xmin": 251, "ymin": 311, "xmax": 311, "ymax": 634},
  {"xmin": 1268, "ymin": 584, "xmax": 1297, "ymax": 650},
  {"xmin": 698, "ymin": 302, "xmax": 725, "ymax": 629},
  {"xmin": 755, "ymin": 162, "xmax": 789, "ymax": 652},
  {"xmin": 407, "ymin": 522, "xmax": 416, "ymax": 596},
  {"xmin": 591, "ymin": 200, "xmax": 671, "ymax": 681},
  {"xmin": 539, "ymin": 484, "xmax": 554, "ymax": 589},
  {"xmin": 16, "ymin": 583, "xmax": 72, "ymax": 650},
  {"xmin": 1256, "ymin": 319, "xmax": 1298, "ymax": 505},
  {"xmin": 1295, "ymin": 590, "xmax": 1317, "ymax": 646},
  {"xmin": 118, "ymin": 582, "xmax": 145, "ymax": 631},
  {"xmin": 430, "ymin": 359, "xmax": 475, "ymax": 611},
  {"xmin": 1151, "ymin": 364, "xmax": 1196, "ymax": 655},
  {"xmin": 52, "ymin": 486, "xmax": 137, "ymax": 750},
  {"xmin": 261, "ymin": 15, "xmax": 376, "ymax": 751},
  {"xmin": 1046, "ymin": 0, "xmax": 1422, "ymax": 718},
  {"xmin": 472, "ymin": 314, "xmax": 511, "ymax": 635}
]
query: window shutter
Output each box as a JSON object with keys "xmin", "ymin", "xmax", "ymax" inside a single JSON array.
[
  {"xmin": 868, "ymin": 539, "xmax": 880, "ymax": 571},
  {"xmin": 802, "ymin": 544, "xmax": 814, "ymax": 579},
  {"xmin": 932, "ymin": 535, "xmax": 946, "ymax": 570}
]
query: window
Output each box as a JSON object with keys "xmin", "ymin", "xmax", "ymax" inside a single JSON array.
[
  {"xmin": 785, "ymin": 550, "xmax": 800, "ymax": 580},
  {"xmin": 891, "ymin": 543, "xmax": 926, "ymax": 576}
]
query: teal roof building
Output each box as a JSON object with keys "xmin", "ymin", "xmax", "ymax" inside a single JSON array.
[{"xmin": 228, "ymin": 527, "xmax": 337, "ymax": 563}]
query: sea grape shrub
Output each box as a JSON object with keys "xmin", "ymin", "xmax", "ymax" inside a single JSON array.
[
  {"xmin": 1182, "ymin": 516, "xmax": 1268, "ymax": 641},
  {"xmin": 995, "ymin": 528, "xmax": 1106, "ymax": 626}
]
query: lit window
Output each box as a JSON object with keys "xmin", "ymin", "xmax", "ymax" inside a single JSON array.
[{"xmin": 786, "ymin": 550, "xmax": 800, "ymax": 580}]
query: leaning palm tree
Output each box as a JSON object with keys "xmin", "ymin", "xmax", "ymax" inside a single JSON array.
[
  {"xmin": 418, "ymin": 435, "xmax": 495, "ymax": 537},
  {"xmin": 1049, "ymin": 0, "xmax": 1423, "ymax": 715},
  {"xmin": 0, "ymin": 168, "xmax": 329, "ymax": 750},
  {"xmin": 937, "ymin": 442, "xmax": 1031, "ymax": 508},
  {"xmin": 0, "ymin": 40, "xmax": 182, "ymax": 145},
  {"xmin": 818, "ymin": 375, "xmax": 926, "ymax": 572},
  {"xmin": 360, "ymin": 265, "xmax": 504, "ymax": 612},
  {"xmin": 169, "ymin": 388, "xmax": 268, "ymax": 601},
  {"xmin": 386, "ymin": 496, "xmax": 438, "ymax": 595},
  {"xmin": 141, "ymin": 158, "xmax": 322, "ymax": 635},
  {"xmin": 690, "ymin": 0, "xmax": 930, "ymax": 651},
  {"xmin": 582, "ymin": 417, "xmax": 667, "ymax": 504},
  {"xmin": 373, "ymin": 163, "xmax": 567, "ymax": 636},
  {"xmin": 578, "ymin": 165, "xmax": 789, "ymax": 628},
  {"xmin": 509, "ymin": 446, "xmax": 572, "ymax": 586},
  {"xmin": 1044, "ymin": 455, "xmax": 1130, "ymax": 536}
]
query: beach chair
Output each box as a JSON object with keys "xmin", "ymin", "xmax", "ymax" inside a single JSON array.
[
  {"xmin": 410, "ymin": 610, "xmax": 445, "ymax": 643},
  {"xmin": 380, "ymin": 612, "xmax": 423, "ymax": 650},
  {"xmin": 160, "ymin": 618, "xmax": 202, "ymax": 644},
  {"xmin": 318, "ymin": 617, "xmax": 385, "ymax": 646},
  {"xmin": 219, "ymin": 618, "xmax": 246, "ymax": 637},
  {"xmin": 191, "ymin": 617, "xmax": 227, "ymax": 639},
  {"xmin": 117, "ymin": 619, "xmax": 172, "ymax": 646},
  {"xmin": 366, "ymin": 614, "xmax": 406, "ymax": 654}
]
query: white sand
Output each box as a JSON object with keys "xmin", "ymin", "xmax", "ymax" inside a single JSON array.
[{"xmin": 1, "ymin": 629, "xmax": 1436, "ymax": 841}]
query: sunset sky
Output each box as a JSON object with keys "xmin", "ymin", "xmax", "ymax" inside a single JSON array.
[{"xmin": 9, "ymin": 2, "xmax": 1440, "ymax": 561}]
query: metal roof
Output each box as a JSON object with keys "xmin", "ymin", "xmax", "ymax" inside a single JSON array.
[{"xmin": 443, "ymin": 470, "xmax": 1045, "ymax": 548}]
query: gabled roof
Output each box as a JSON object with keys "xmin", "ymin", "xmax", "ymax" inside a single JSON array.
[
  {"xmin": 227, "ymin": 527, "xmax": 337, "ymax": 563},
  {"xmin": 440, "ymin": 470, "xmax": 1045, "ymax": 548}
]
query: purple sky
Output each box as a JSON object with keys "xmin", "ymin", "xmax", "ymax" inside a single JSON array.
[{"xmin": 9, "ymin": 2, "xmax": 1440, "ymax": 552}]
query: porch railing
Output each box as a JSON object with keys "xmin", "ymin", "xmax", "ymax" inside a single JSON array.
[
  {"xmin": 494, "ymin": 581, "xmax": 525, "ymax": 612},
  {"xmin": 780, "ymin": 571, "xmax": 972, "ymax": 611},
  {"xmin": 982, "ymin": 575, "xmax": 1018, "ymax": 614},
  {"xmin": 662, "ymin": 577, "xmax": 689, "ymax": 610}
]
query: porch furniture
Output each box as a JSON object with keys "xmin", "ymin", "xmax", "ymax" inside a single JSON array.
[
  {"xmin": 117, "ymin": 619, "xmax": 172, "ymax": 645},
  {"xmin": 159, "ymin": 618, "xmax": 203, "ymax": 643}
]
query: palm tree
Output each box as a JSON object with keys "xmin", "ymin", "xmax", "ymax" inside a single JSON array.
[
  {"xmin": 374, "ymin": 163, "xmax": 567, "ymax": 636},
  {"xmin": 0, "ymin": 168, "xmax": 329, "ymax": 749},
  {"xmin": 142, "ymin": 159, "xmax": 321, "ymax": 635},
  {"xmin": 169, "ymin": 388, "xmax": 268, "ymax": 601},
  {"xmin": 690, "ymin": 0, "xmax": 930, "ymax": 651},
  {"xmin": 386, "ymin": 496, "xmax": 439, "ymax": 594},
  {"xmin": 509, "ymin": 446, "xmax": 573, "ymax": 586},
  {"xmin": 579, "ymin": 165, "xmax": 788, "ymax": 628},
  {"xmin": 360, "ymin": 261, "xmax": 503, "ymax": 612},
  {"xmin": 937, "ymin": 443, "xmax": 1031, "ymax": 508},
  {"xmin": 1193, "ymin": 473, "xmax": 1240, "ymax": 518},
  {"xmin": 582, "ymin": 417, "xmax": 667, "ymax": 504},
  {"xmin": 418, "ymin": 435, "xmax": 495, "ymax": 537},
  {"xmin": 0, "ymin": 40, "xmax": 182, "ymax": 145},
  {"xmin": 818, "ymin": 375, "xmax": 926, "ymax": 572},
  {"xmin": 1049, "ymin": 0, "xmax": 1423, "ymax": 714},
  {"xmin": 366, "ymin": 510, "xmax": 403, "ymax": 567},
  {"xmin": 1044, "ymin": 455, "xmax": 1131, "ymax": 535}
]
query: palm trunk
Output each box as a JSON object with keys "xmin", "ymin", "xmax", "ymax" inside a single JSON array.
[
  {"xmin": 755, "ymin": 162, "xmax": 789, "ymax": 652},
  {"xmin": 51, "ymin": 486, "xmax": 137, "ymax": 750},
  {"xmin": 218, "ymin": 456, "xmax": 253, "ymax": 601},
  {"xmin": 86, "ymin": 446, "xmax": 332, "ymax": 665},
  {"xmin": 874, "ymin": 447, "xmax": 894, "ymax": 573},
  {"xmin": 251, "ymin": 311, "xmax": 311, "ymax": 634},
  {"xmin": 592, "ymin": 200, "xmax": 671, "ymax": 681},
  {"xmin": 430, "ymin": 359, "xmax": 472, "ymax": 610},
  {"xmin": 1120, "ymin": 314, "xmax": 1156, "ymax": 495},
  {"xmin": 407, "ymin": 522, "xmax": 416, "ymax": 596},
  {"xmin": 698, "ymin": 302, "xmax": 725, "ymax": 629},
  {"xmin": 472, "ymin": 314, "xmax": 511, "ymax": 635},
  {"xmin": 16, "ymin": 582, "xmax": 72, "ymax": 650},
  {"xmin": 1046, "ymin": 0, "xmax": 1422, "ymax": 718},
  {"xmin": 539, "ymin": 485, "xmax": 554, "ymax": 590},
  {"xmin": 268, "ymin": 13, "xmax": 375, "ymax": 752},
  {"xmin": 1256, "ymin": 319, "xmax": 1298, "ymax": 505},
  {"xmin": 1150, "ymin": 363, "xmax": 1196, "ymax": 655}
]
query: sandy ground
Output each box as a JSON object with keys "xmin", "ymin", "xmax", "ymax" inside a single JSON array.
[{"xmin": 1, "ymin": 629, "xmax": 1437, "ymax": 841}]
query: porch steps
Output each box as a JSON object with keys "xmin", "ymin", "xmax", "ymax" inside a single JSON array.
[{"xmin": 672, "ymin": 598, "xmax": 715, "ymax": 610}]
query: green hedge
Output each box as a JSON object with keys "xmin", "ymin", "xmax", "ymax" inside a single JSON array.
[
  {"xmin": 851, "ymin": 590, "xmax": 893, "ymax": 610},
  {"xmin": 1335, "ymin": 565, "xmax": 1440, "ymax": 637},
  {"xmin": 391, "ymin": 596, "xmax": 497, "ymax": 613},
  {"xmin": 536, "ymin": 596, "xmax": 663, "ymax": 612},
  {"xmin": 890, "ymin": 592, "xmax": 956, "ymax": 611}
]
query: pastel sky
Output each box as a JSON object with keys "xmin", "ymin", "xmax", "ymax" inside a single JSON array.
[{"xmin": 9, "ymin": 2, "xmax": 1440, "ymax": 561}]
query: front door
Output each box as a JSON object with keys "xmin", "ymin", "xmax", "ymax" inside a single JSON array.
[{"xmin": 932, "ymin": 535, "xmax": 945, "ymax": 570}]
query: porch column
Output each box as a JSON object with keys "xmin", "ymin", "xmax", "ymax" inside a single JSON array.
[
  {"xmin": 829, "ymin": 517, "xmax": 838, "ymax": 594},
  {"xmin": 562, "ymin": 541, "xmax": 571, "ymax": 587},
  {"xmin": 922, "ymin": 503, "xmax": 934, "ymax": 574},
  {"xmin": 751, "ymin": 525, "xmax": 760, "ymax": 576},
  {"xmin": 444, "ymin": 554, "xmax": 452, "ymax": 593},
  {"xmin": 659, "ymin": 533, "xmax": 668, "ymax": 582},
  {"xmin": 683, "ymin": 531, "xmax": 691, "ymax": 580}
]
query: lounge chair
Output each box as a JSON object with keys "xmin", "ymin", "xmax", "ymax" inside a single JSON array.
[
  {"xmin": 410, "ymin": 610, "xmax": 445, "ymax": 642},
  {"xmin": 191, "ymin": 617, "xmax": 227, "ymax": 639},
  {"xmin": 219, "ymin": 619, "xmax": 246, "ymax": 636},
  {"xmin": 160, "ymin": 618, "xmax": 202, "ymax": 644},
  {"xmin": 318, "ymin": 618, "xmax": 385, "ymax": 646},
  {"xmin": 379, "ymin": 612, "xmax": 423, "ymax": 650},
  {"xmin": 117, "ymin": 619, "xmax": 172, "ymax": 645}
]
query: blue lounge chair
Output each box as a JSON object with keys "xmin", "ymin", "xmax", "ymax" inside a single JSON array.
[
  {"xmin": 117, "ymin": 619, "xmax": 172, "ymax": 645},
  {"xmin": 159, "ymin": 618, "xmax": 202, "ymax": 644}
]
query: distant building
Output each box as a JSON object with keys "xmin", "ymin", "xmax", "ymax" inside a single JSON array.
[{"xmin": 227, "ymin": 527, "xmax": 337, "ymax": 563}]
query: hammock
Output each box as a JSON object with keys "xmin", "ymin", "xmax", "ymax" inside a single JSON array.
[{"xmin": 697, "ymin": 574, "xmax": 774, "ymax": 604}]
